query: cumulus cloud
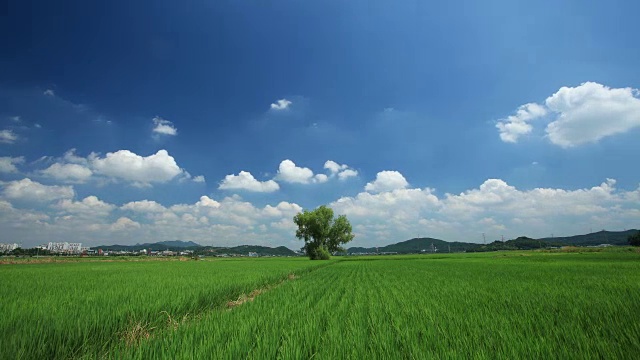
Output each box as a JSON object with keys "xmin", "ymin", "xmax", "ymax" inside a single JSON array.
[
  {"xmin": 34, "ymin": 149, "xmax": 193, "ymax": 187},
  {"xmin": 1, "ymin": 174, "xmax": 639, "ymax": 249},
  {"xmin": 121, "ymin": 200, "xmax": 167, "ymax": 213},
  {"xmin": 496, "ymin": 103, "xmax": 547, "ymax": 143},
  {"xmin": 365, "ymin": 171, "xmax": 409, "ymax": 192},
  {"xmin": 544, "ymin": 82, "xmax": 640, "ymax": 147},
  {"xmin": 61, "ymin": 149, "xmax": 88, "ymax": 165},
  {"xmin": 334, "ymin": 177, "xmax": 640, "ymax": 246},
  {"xmin": 324, "ymin": 160, "xmax": 348, "ymax": 174},
  {"xmin": 110, "ymin": 217, "xmax": 141, "ymax": 231},
  {"xmin": 276, "ymin": 160, "xmax": 327, "ymax": 184},
  {"xmin": 219, "ymin": 171, "xmax": 280, "ymax": 192},
  {"xmin": 2, "ymin": 178, "xmax": 74, "ymax": 202},
  {"xmin": 0, "ymin": 156, "xmax": 24, "ymax": 173},
  {"xmin": 496, "ymin": 82, "xmax": 640, "ymax": 147},
  {"xmin": 324, "ymin": 160, "xmax": 358, "ymax": 180},
  {"xmin": 41, "ymin": 163, "xmax": 93, "ymax": 183},
  {"xmin": 196, "ymin": 195, "xmax": 221, "ymax": 208},
  {"xmin": 90, "ymin": 149, "xmax": 184, "ymax": 185},
  {"xmin": 43, "ymin": 89, "xmax": 55, "ymax": 97},
  {"xmin": 270, "ymin": 99, "xmax": 292, "ymax": 110},
  {"xmin": 152, "ymin": 116, "xmax": 178, "ymax": 136},
  {"xmin": 338, "ymin": 169, "xmax": 358, "ymax": 180},
  {"xmin": 54, "ymin": 196, "xmax": 115, "ymax": 217},
  {"xmin": 0, "ymin": 130, "xmax": 18, "ymax": 144}
]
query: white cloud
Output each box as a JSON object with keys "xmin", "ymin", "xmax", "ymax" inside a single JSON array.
[
  {"xmin": 497, "ymin": 82, "xmax": 640, "ymax": 147},
  {"xmin": 11, "ymin": 116, "xmax": 21, "ymax": 123},
  {"xmin": 365, "ymin": 171, "xmax": 409, "ymax": 192},
  {"xmin": 219, "ymin": 171, "xmax": 280, "ymax": 192},
  {"xmin": 270, "ymin": 99, "xmax": 292, "ymax": 110},
  {"xmin": 275, "ymin": 160, "xmax": 327, "ymax": 184},
  {"xmin": 41, "ymin": 163, "xmax": 93, "ymax": 183},
  {"xmin": 324, "ymin": 160, "xmax": 348, "ymax": 174},
  {"xmin": 333, "ymin": 187, "xmax": 439, "ymax": 220},
  {"xmin": 544, "ymin": 82, "xmax": 640, "ymax": 147},
  {"xmin": 314, "ymin": 174, "xmax": 328, "ymax": 183},
  {"xmin": 110, "ymin": 217, "xmax": 141, "ymax": 231},
  {"xmin": 121, "ymin": 200, "xmax": 167, "ymax": 213},
  {"xmin": 152, "ymin": 116, "xmax": 178, "ymax": 136},
  {"xmin": 263, "ymin": 201, "xmax": 303, "ymax": 218},
  {"xmin": 192, "ymin": 175, "xmax": 205, "ymax": 183},
  {"xmin": 2, "ymin": 178, "xmax": 74, "ymax": 202},
  {"xmin": 0, "ymin": 130, "xmax": 18, "ymax": 144},
  {"xmin": 0, "ymin": 157, "xmax": 24, "ymax": 173},
  {"xmin": 1, "ymin": 174, "xmax": 639, "ymax": 249},
  {"xmin": 54, "ymin": 196, "xmax": 115, "ymax": 217},
  {"xmin": 196, "ymin": 195, "xmax": 221, "ymax": 208},
  {"xmin": 90, "ymin": 149, "xmax": 184, "ymax": 185},
  {"xmin": 62, "ymin": 149, "xmax": 89, "ymax": 165},
  {"xmin": 496, "ymin": 103, "xmax": 547, "ymax": 143},
  {"xmin": 35, "ymin": 149, "xmax": 192, "ymax": 187},
  {"xmin": 325, "ymin": 160, "xmax": 359, "ymax": 180},
  {"xmin": 338, "ymin": 169, "xmax": 358, "ymax": 180},
  {"xmin": 43, "ymin": 89, "xmax": 55, "ymax": 97}
]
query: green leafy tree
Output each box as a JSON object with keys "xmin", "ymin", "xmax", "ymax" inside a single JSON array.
[
  {"xmin": 628, "ymin": 231, "xmax": 640, "ymax": 247},
  {"xmin": 293, "ymin": 205, "xmax": 354, "ymax": 260}
]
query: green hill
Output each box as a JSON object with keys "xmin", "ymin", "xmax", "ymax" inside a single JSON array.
[
  {"xmin": 347, "ymin": 230, "xmax": 638, "ymax": 254},
  {"xmin": 540, "ymin": 229, "xmax": 637, "ymax": 246},
  {"xmin": 348, "ymin": 237, "xmax": 478, "ymax": 254}
]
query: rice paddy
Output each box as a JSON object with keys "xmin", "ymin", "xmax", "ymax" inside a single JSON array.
[{"xmin": 2, "ymin": 250, "xmax": 639, "ymax": 359}]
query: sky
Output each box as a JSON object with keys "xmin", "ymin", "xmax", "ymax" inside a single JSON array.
[{"xmin": 1, "ymin": 0, "xmax": 639, "ymax": 249}]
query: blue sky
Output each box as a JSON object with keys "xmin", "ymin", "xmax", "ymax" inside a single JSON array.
[{"xmin": 1, "ymin": 0, "xmax": 639, "ymax": 248}]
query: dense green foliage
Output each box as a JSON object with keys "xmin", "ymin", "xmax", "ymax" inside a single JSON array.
[
  {"xmin": 293, "ymin": 205, "xmax": 354, "ymax": 259},
  {"xmin": 2, "ymin": 250, "xmax": 640, "ymax": 359},
  {"xmin": 629, "ymin": 231, "xmax": 640, "ymax": 246}
]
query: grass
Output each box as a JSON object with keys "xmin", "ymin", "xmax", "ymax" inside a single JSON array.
[
  {"xmin": 2, "ymin": 250, "xmax": 640, "ymax": 359},
  {"xmin": 0, "ymin": 257, "xmax": 328, "ymax": 359}
]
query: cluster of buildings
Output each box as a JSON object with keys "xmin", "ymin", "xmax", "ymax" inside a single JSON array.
[
  {"xmin": 89, "ymin": 249, "xmax": 194, "ymax": 257},
  {"xmin": 0, "ymin": 243, "xmax": 20, "ymax": 253},
  {"xmin": 45, "ymin": 242, "xmax": 86, "ymax": 254}
]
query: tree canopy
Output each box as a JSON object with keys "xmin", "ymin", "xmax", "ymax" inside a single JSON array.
[
  {"xmin": 629, "ymin": 231, "xmax": 640, "ymax": 246},
  {"xmin": 293, "ymin": 205, "xmax": 354, "ymax": 260}
]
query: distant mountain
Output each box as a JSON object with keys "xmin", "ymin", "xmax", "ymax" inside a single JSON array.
[
  {"xmin": 205, "ymin": 245, "xmax": 297, "ymax": 256},
  {"xmin": 348, "ymin": 237, "xmax": 476, "ymax": 254},
  {"xmin": 539, "ymin": 229, "xmax": 637, "ymax": 246},
  {"xmin": 347, "ymin": 230, "xmax": 638, "ymax": 254},
  {"xmin": 92, "ymin": 229, "xmax": 638, "ymax": 255},
  {"xmin": 92, "ymin": 241, "xmax": 297, "ymax": 256},
  {"xmin": 149, "ymin": 240, "xmax": 201, "ymax": 248},
  {"xmin": 94, "ymin": 240, "xmax": 201, "ymax": 251}
]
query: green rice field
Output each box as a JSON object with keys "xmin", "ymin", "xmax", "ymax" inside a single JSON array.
[{"xmin": 2, "ymin": 250, "xmax": 640, "ymax": 359}]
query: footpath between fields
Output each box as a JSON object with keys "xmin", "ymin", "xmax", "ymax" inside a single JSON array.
[{"xmin": 115, "ymin": 260, "xmax": 338, "ymax": 350}]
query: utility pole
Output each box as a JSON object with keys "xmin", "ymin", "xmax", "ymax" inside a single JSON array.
[{"xmin": 482, "ymin": 233, "xmax": 486, "ymax": 245}]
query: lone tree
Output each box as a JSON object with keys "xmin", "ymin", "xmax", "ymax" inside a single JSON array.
[
  {"xmin": 629, "ymin": 231, "xmax": 640, "ymax": 247},
  {"xmin": 293, "ymin": 205, "xmax": 354, "ymax": 260}
]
